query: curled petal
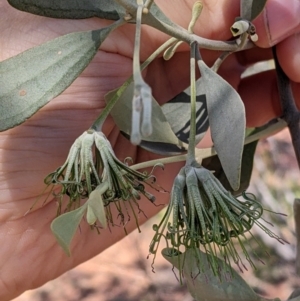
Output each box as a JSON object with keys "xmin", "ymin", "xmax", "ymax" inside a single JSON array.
[{"xmin": 230, "ymin": 20, "xmax": 250, "ymax": 36}]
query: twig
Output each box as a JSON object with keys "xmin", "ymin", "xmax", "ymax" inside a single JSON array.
[
  {"xmin": 186, "ymin": 41, "xmax": 197, "ymax": 165},
  {"xmin": 115, "ymin": 0, "xmax": 254, "ymax": 52}
]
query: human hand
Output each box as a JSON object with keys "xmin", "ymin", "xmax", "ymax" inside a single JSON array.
[{"xmin": 0, "ymin": 1, "xmax": 300, "ymax": 300}]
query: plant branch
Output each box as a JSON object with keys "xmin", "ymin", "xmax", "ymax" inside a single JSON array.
[
  {"xmin": 115, "ymin": 0, "xmax": 255, "ymax": 52},
  {"xmin": 272, "ymin": 46, "xmax": 300, "ymax": 169},
  {"xmin": 144, "ymin": 13, "xmax": 251, "ymax": 51}
]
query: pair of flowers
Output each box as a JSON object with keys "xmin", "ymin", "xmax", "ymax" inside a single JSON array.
[{"xmin": 46, "ymin": 129, "xmax": 283, "ymax": 274}]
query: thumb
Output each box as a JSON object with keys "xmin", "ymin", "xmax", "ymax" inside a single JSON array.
[{"xmin": 253, "ymin": 0, "xmax": 300, "ymax": 48}]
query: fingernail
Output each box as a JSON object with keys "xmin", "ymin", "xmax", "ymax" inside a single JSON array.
[{"xmin": 264, "ymin": 0, "xmax": 300, "ymax": 46}]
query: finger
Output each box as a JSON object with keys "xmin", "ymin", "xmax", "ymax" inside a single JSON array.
[
  {"xmin": 253, "ymin": 0, "xmax": 300, "ymax": 48},
  {"xmin": 276, "ymin": 33, "xmax": 300, "ymax": 83},
  {"xmin": 238, "ymin": 69, "xmax": 300, "ymax": 127},
  {"xmin": 239, "ymin": 70, "xmax": 280, "ymax": 127},
  {"xmin": 235, "ymin": 47, "xmax": 273, "ymax": 66}
]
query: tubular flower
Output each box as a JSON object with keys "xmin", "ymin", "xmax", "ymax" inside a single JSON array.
[
  {"xmin": 45, "ymin": 129, "xmax": 158, "ymax": 230},
  {"xmin": 150, "ymin": 163, "xmax": 285, "ymax": 275}
]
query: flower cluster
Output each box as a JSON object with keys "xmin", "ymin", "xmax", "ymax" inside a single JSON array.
[
  {"xmin": 150, "ymin": 163, "xmax": 285, "ymax": 275},
  {"xmin": 45, "ymin": 129, "xmax": 158, "ymax": 231}
]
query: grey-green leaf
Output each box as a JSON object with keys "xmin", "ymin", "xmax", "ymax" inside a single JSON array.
[
  {"xmin": 8, "ymin": 0, "xmax": 126, "ymax": 19},
  {"xmin": 8, "ymin": 0, "xmax": 175, "ymax": 27},
  {"xmin": 240, "ymin": 0, "xmax": 268, "ymax": 20},
  {"xmin": 202, "ymin": 140, "xmax": 258, "ymax": 196},
  {"xmin": 105, "ymin": 82, "xmax": 187, "ymax": 155},
  {"xmin": 0, "ymin": 26, "xmax": 113, "ymax": 131},
  {"xmin": 162, "ymin": 248, "xmax": 260, "ymax": 301},
  {"xmin": 197, "ymin": 60, "xmax": 245, "ymax": 191},
  {"xmin": 86, "ymin": 186, "xmax": 107, "ymax": 228},
  {"xmin": 51, "ymin": 204, "xmax": 87, "ymax": 256},
  {"xmin": 161, "ymin": 89, "xmax": 209, "ymax": 144}
]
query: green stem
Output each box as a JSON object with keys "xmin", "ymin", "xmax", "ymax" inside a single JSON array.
[
  {"xmin": 186, "ymin": 42, "xmax": 197, "ymax": 165},
  {"xmin": 211, "ymin": 51, "xmax": 231, "ymax": 73},
  {"xmin": 130, "ymin": 2, "xmax": 148, "ymax": 143},
  {"xmin": 115, "ymin": 0, "xmax": 254, "ymax": 52},
  {"xmin": 236, "ymin": 32, "xmax": 249, "ymax": 50},
  {"xmin": 133, "ymin": 4, "xmax": 144, "ymax": 87},
  {"xmin": 145, "ymin": 13, "xmax": 241, "ymax": 51},
  {"xmin": 90, "ymin": 37, "xmax": 177, "ymax": 131}
]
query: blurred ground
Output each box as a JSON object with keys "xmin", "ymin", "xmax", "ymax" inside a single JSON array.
[{"xmin": 12, "ymin": 128, "xmax": 300, "ymax": 301}]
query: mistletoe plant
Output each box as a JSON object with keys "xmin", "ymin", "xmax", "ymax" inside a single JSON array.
[{"xmin": 1, "ymin": 0, "xmax": 300, "ymax": 300}]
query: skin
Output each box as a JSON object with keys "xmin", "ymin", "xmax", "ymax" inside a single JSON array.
[{"xmin": 0, "ymin": 0, "xmax": 300, "ymax": 299}]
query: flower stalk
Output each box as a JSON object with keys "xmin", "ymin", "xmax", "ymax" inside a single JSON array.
[
  {"xmin": 130, "ymin": 0, "xmax": 153, "ymax": 145},
  {"xmin": 186, "ymin": 41, "xmax": 198, "ymax": 165}
]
